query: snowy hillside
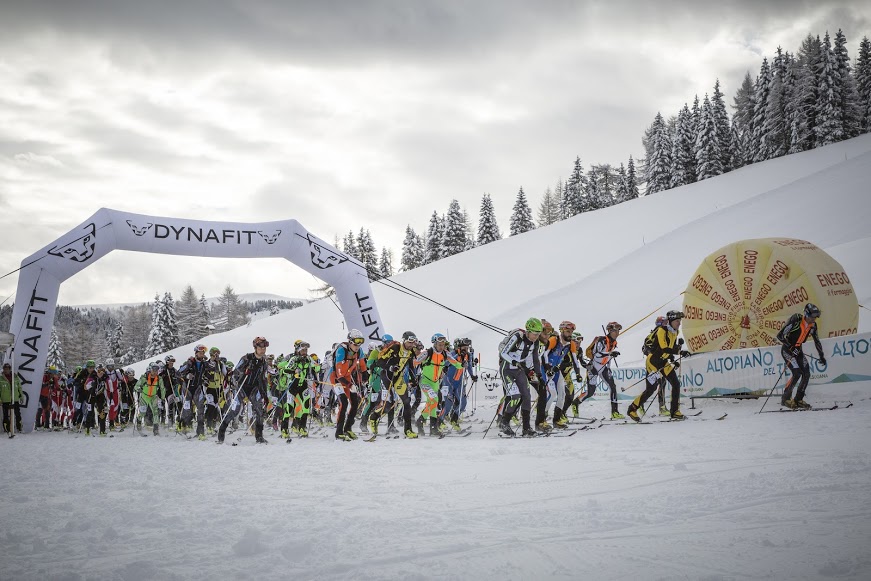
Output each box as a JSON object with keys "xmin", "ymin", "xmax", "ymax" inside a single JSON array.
[{"xmin": 142, "ymin": 134, "xmax": 871, "ymax": 369}]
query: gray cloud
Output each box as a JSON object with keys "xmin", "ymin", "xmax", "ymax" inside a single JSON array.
[{"xmin": 1, "ymin": 0, "xmax": 868, "ymax": 305}]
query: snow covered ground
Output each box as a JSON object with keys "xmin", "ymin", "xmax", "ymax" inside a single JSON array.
[{"xmin": 1, "ymin": 383, "xmax": 869, "ymax": 580}]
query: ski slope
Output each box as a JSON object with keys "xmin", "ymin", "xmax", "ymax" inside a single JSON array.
[
  {"xmin": 140, "ymin": 134, "xmax": 871, "ymax": 369},
  {"xmin": 1, "ymin": 136, "xmax": 870, "ymax": 580}
]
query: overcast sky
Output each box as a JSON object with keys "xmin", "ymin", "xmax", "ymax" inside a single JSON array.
[{"xmin": 1, "ymin": 0, "xmax": 868, "ymax": 306}]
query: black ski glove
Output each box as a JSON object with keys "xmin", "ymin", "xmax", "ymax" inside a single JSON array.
[
  {"xmin": 680, "ymin": 350, "xmax": 691, "ymax": 358},
  {"xmin": 818, "ymin": 356, "xmax": 827, "ymax": 366},
  {"xmin": 609, "ymin": 351, "xmax": 620, "ymax": 358}
]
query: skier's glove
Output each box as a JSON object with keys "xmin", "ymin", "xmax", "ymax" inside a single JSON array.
[
  {"xmin": 609, "ymin": 351, "xmax": 620, "ymax": 358},
  {"xmin": 680, "ymin": 350, "xmax": 691, "ymax": 358},
  {"xmin": 671, "ymin": 360, "xmax": 680, "ymax": 369},
  {"xmin": 818, "ymin": 356, "xmax": 827, "ymax": 366},
  {"xmin": 471, "ymin": 375, "xmax": 478, "ymax": 382},
  {"xmin": 677, "ymin": 338, "xmax": 684, "ymax": 346}
]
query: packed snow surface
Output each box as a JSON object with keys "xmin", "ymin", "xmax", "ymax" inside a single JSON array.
[{"xmin": 1, "ymin": 385, "xmax": 869, "ymax": 580}]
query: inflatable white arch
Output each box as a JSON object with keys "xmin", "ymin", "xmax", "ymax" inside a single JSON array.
[{"xmin": 7, "ymin": 208, "xmax": 384, "ymax": 433}]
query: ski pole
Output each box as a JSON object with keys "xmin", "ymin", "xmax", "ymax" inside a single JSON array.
[
  {"xmin": 482, "ymin": 396, "xmax": 505, "ymax": 439},
  {"xmin": 758, "ymin": 367, "xmax": 786, "ymax": 414}
]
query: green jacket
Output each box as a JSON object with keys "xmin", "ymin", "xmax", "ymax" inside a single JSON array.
[
  {"xmin": 0, "ymin": 372, "xmax": 23, "ymax": 404},
  {"xmin": 135, "ymin": 373, "xmax": 165, "ymax": 399}
]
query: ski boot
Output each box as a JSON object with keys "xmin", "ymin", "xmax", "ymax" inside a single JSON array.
[
  {"xmin": 782, "ymin": 399, "xmax": 797, "ymax": 409},
  {"xmin": 368, "ymin": 418, "xmax": 379, "ymax": 435},
  {"xmin": 554, "ymin": 416, "xmax": 569, "ymax": 428},
  {"xmin": 405, "ymin": 429, "xmax": 418, "ymax": 439},
  {"xmin": 198, "ymin": 434, "xmax": 207, "ymax": 441},
  {"xmin": 387, "ymin": 424, "xmax": 399, "ymax": 435},
  {"xmin": 521, "ymin": 427, "xmax": 538, "ymax": 437},
  {"xmin": 345, "ymin": 430, "xmax": 358, "ymax": 440},
  {"xmin": 670, "ymin": 410, "xmax": 685, "ymax": 420},
  {"xmin": 498, "ymin": 419, "xmax": 515, "ymax": 437},
  {"xmin": 794, "ymin": 400, "xmax": 811, "ymax": 409},
  {"xmin": 536, "ymin": 421, "xmax": 553, "ymax": 433},
  {"xmin": 336, "ymin": 432, "xmax": 353, "ymax": 441},
  {"xmin": 627, "ymin": 405, "xmax": 641, "ymax": 423},
  {"xmin": 281, "ymin": 430, "xmax": 290, "ymax": 439},
  {"xmin": 359, "ymin": 420, "xmax": 369, "ymax": 434},
  {"xmin": 415, "ymin": 416, "xmax": 425, "ymax": 434},
  {"xmin": 256, "ymin": 436, "xmax": 268, "ymax": 444},
  {"xmin": 571, "ymin": 402, "xmax": 580, "ymax": 417},
  {"xmin": 451, "ymin": 420, "xmax": 462, "ymax": 432}
]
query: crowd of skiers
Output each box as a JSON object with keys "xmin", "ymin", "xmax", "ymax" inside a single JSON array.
[{"xmin": 3, "ymin": 302, "xmax": 826, "ymax": 440}]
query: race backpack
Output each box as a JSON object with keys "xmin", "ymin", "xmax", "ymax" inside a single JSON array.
[
  {"xmin": 585, "ymin": 337, "xmax": 605, "ymax": 361},
  {"xmin": 642, "ymin": 318, "xmax": 667, "ymax": 356},
  {"xmin": 497, "ymin": 328, "xmax": 526, "ymax": 359}
]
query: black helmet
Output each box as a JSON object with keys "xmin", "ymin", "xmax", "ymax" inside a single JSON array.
[
  {"xmin": 666, "ymin": 310, "xmax": 685, "ymax": 322},
  {"xmin": 402, "ymin": 331, "xmax": 417, "ymax": 342},
  {"xmin": 804, "ymin": 303, "xmax": 821, "ymax": 318}
]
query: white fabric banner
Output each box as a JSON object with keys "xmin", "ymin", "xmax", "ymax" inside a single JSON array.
[
  {"xmin": 476, "ymin": 332, "xmax": 870, "ymax": 406},
  {"xmin": 7, "ymin": 208, "xmax": 385, "ymax": 432}
]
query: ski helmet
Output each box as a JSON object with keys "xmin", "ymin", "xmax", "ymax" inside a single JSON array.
[
  {"xmin": 105, "ymin": 358, "xmax": 115, "ymax": 368},
  {"xmin": 402, "ymin": 331, "xmax": 417, "ymax": 342},
  {"xmin": 348, "ymin": 329, "xmax": 364, "ymax": 345},
  {"xmin": 75, "ymin": 365, "xmax": 82, "ymax": 374},
  {"xmin": 47, "ymin": 365, "xmax": 59, "ymax": 374},
  {"xmin": 525, "ymin": 318, "xmax": 543, "ymax": 333},
  {"xmin": 294, "ymin": 340, "xmax": 310, "ymax": 353},
  {"xmin": 310, "ymin": 354, "xmax": 319, "ymax": 363},
  {"xmin": 86, "ymin": 360, "xmax": 96, "ymax": 368},
  {"xmin": 559, "ymin": 321, "xmax": 576, "ymax": 332},
  {"xmin": 431, "ymin": 333, "xmax": 447, "ymax": 344},
  {"xmin": 225, "ymin": 360, "xmax": 235, "ymax": 370},
  {"xmin": 165, "ymin": 355, "xmax": 176, "ymax": 363},
  {"xmin": 382, "ymin": 334, "xmax": 394, "ymax": 342},
  {"xmin": 666, "ymin": 310, "xmax": 685, "ymax": 322},
  {"xmin": 148, "ymin": 362, "xmax": 159, "ymax": 372},
  {"xmin": 368, "ymin": 341, "xmax": 380, "ymax": 351},
  {"xmin": 209, "ymin": 346, "xmax": 220, "ymax": 356},
  {"xmin": 126, "ymin": 368, "xmax": 135, "ymax": 376},
  {"xmin": 655, "ymin": 316, "xmax": 667, "ymax": 327},
  {"xmin": 571, "ymin": 331, "xmax": 583, "ymax": 342},
  {"xmin": 606, "ymin": 321, "xmax": 623, "ymax": 333},
  {"xmin": 253, "ymin": 336, "xmax": 269, "ymax": 348},
  {"xmin": 804, "ymin": 303, "xmax": 821, "ymax": 318},
  {"xmin": 541, "ymin": 319, "xmax": 554, "ymax": 334}
]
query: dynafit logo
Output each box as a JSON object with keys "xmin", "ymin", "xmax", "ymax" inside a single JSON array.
[
  {"xmin": 307, "ymin": 233, "xmax": 348, "ymax": 270},
  {"xmin": 48, "ymin": 222, "xmax": 97, "ymax": 263},
  {"xmin": 257, "ymin": 230, "xmax": 282, "ymax": 245},
  {"xmin": 126, "ymin": 220, "xmax": 154, "ymax": 236}
]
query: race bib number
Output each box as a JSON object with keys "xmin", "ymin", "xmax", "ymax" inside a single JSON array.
[
  {"xmin": 206, "ymin": 394, "xmax": 215, "ymax": 404},
  {"xmin": 647, "ymin": 371, "xmax": 662, "ymax": 383},
  {"xmin": 230, "ymin": 398, "xmax": 240, "ymax": 411},
  {"xmin": 183, "ymin": 400, "xmax": 191, "ymax": 410},
  {"xmin": 505, "ymin": 382, "xmax": 520, "ymax": 397},
  {"xmin": 426, "ymin": 389, "xmax": 437, "ymax": 400},
  {"xmin": 304, "ymin": 388, "xmax": 313, "ymax": 399},
  {"xmin": 588, "ymin": 374, "xmax": 599, "ymax": 387},
  {"xmin": 370, "ymin": 392, "xmax": 380, "ymax": 403},
  {"xmin": 75, "ymin": 402, "xmax": 81, "ymax": 410},
  {"xmin": 139, "ymin": 405, "xmax": 148, "ymax": 413}
]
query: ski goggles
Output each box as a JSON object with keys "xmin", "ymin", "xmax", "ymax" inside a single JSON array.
[
  {"xmin": 349, "ymin": 337, "xmax": 365, "ymax": 346},
  {"xmin": 296, "ymin": 341, "xmax": 311, "ymax": 350},
  {"xmin": 403, "ymin": 335, "xmax": 417, "ymax": 343},
  {"xmin": 254, "ymin": 339, "xmax": 270, "ymax": 348}
]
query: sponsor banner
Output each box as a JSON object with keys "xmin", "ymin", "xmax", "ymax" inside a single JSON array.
[
  {"xmin": 683, "ymin": 238, "xmax": 858, "ymax": 353},
  {"xmin": 8, "ymin": 208, "xmax": 384, "ymax": 432},
  {"xmin": 678, "ymin": 331, "xmax": 871, "ymax": 397},
  {"xmin": 474, "ymin": 332, "xmax": 870, "ymax": 405}
]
